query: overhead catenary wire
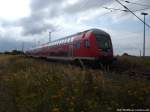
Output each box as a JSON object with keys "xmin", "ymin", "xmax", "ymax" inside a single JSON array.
[
  {"xmin": 133, "ymin": 7, "xmax": 150, "ymax": 12},
  {"xmin": 124, "ymin": 0, "xmax": 150, "ymax": 8},
  {"xmin": 102, "ymin": 6, "xmax": 150, "ymax": 13},
  {"xmin": 102, "ymin": 6, "xmax": 128, "ymax": 12},
  {"xmin": 118, "ymin": 0, "xmax": 150, "ymax": 12},
  {"xmin": 114, "ymin": 0, "xmax": 150, "ymax": 29}
]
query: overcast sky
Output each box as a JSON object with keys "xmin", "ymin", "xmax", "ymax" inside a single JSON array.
[{"xmin": 0, "ymin": 0, "xmax": 150, "ymax": 56}]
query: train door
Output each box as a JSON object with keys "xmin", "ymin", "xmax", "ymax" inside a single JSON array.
[{"xmin": 69, "ymin": 44, "xmax": 73, "ymax": 57}]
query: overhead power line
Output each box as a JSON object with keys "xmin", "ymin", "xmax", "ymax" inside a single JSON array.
[
  {"xmin": 102, "ymin": 6, "xmax": 128, "ymax": 12},
  {"xmin": 134, "ymin": 7, "xmax": 150, "ymax": 12},
  {"xmin": 102, "ymin": 6, "xmax": 150, "ymax": 13},
  {"xmin": 114, "ymin": 0, "xmax": 150, "ymax": 29},
  {"xmin": 124, "ymin": 1, "xmax": 150, "ymax": 8}
]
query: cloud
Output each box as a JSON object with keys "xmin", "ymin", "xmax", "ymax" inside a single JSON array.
[
  {"xmin": 0, "ymin": 35, "xmax": 34, "ymax": 52},
  {"xmin": 64, "ymin": 0, "xmax": 112, "ymax": 14},
  {"xmin": 30, "ymin": 0, "xmax": 63, "ymax": 11},
  {"xmin": 22, "ymin": 0, "xmax": 114, "ymax": 36},
  {"xmin": 20, "ymin": 13, "xmax": 56, "ymax": 35},
  {"xmin": 0, "ymin": 0, "xmax": 63, "ymax": 36},
  {"xmin": 0, "ymin": 0, "xmax": 140, "ymax": 36},
  {"xmin": 1, "ymin": 0, "xmax": 150, "ymax": 36},
  {"xmin": 19, "ymin": 0, "xmax": 63, "ymax": 36}
]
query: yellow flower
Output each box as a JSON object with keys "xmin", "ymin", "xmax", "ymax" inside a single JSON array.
[
  {"xmin": 51, "ymin": 95, "xmax": 59, "ymax": 100},
  {"xmin": 69, "ymin": 108, "xmax": 74, "ymax": 112},
  {"xmin": 71, "ymin": 96, "xmax": 75, "ymax": 100},
  {"xmin": 74, "ymin": 88, "xmax": 78, "ymax": 93},
  {"xmin": 134, "ymin": 91, "xmax": 137, "ymax": 95},
  {"xmin": 52, "ymin": 107, "xmax": 60, "ymax": 112},
  {"xmin": 70, "ymin": 101, "xmax": 74, "ymax": 106}
]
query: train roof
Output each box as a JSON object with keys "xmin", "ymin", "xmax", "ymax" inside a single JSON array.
[
  {"xmin": 52, "ymin": 28, "xmax": 109, "ymax": 42},
  {"xmin": 90, "ymin": 28, "xmax": 110, "ymax": 36},
  {"xmin": 26, "ymin": 28, "xmax": 109, "ymax": 51}
]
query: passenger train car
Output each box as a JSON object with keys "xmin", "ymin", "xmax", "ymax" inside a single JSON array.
[{"xmin": 26, "ymin": 29, "xmax": 114, "ymax": 64}]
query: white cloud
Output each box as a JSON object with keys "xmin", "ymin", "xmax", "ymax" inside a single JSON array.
[{"xmin": 0, "ymin": 0, "xmax": 30, "ymax": 21}]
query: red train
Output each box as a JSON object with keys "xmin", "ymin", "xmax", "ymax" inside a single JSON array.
[{"xmin": 26, "ymin": 28, "xmax": 114, "ymax": 64}]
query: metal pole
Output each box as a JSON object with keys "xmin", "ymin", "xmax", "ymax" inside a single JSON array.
[
  {"xmin": 143, "ymin": 15, "xmax": 145, "ymax": 56},
  {"xmin": 141, "ymin": 12, "xmax": 148, "ymax": 57},
  {"xmin": 140, "ymin": 49, "xmax": 141, "ymax": 57},
  {"xmin": 22, "ymin": 42, "xmax": 24, "ymax": 52},
  {"xmin": 34, "ymin": 39, "xmax": 36, "ymax": 47},
  {"xmin": 49, "ymin": 32, "xmax": 51, "ymax": 42}
]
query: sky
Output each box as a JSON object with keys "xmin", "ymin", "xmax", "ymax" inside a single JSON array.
[{"xmin": 0, "ymin": 0, "xmax": 150, "ymax": 56}]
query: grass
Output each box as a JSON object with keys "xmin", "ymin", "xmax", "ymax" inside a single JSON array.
[{"xmin": 0, "ymin": 54, "xmax": 150, "ymax": 112}]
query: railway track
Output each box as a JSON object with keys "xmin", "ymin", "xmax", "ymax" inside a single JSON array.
[
  {"xmin": 29, "ymin": 56, "xmax": 150, "ymax": 79},
  {"xmin": 128, "ymin": 71, "xmax": 150, "ymax": 79}
]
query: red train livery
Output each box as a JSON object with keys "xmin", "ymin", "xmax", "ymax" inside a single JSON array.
[{"xmin": 26, "ymin": 28, "xmax": 114, "ymax": 63}]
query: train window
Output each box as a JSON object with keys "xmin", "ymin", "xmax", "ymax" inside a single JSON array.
[
  {"xmin": 65, "ymin": 39, "xmax": 67, "ymax": 43},
  {"xmin": 68, "ymin": 38, "xmax": 70, "ymax": 43},
  {"xmin": 64, "ymin": 39, "xmax": 66, "ymax": 43},
  {"xmin": 71, "ymin": 37, "xmax": 73, "ymax": 42},
  {"xmin": 60, "ymin": 40, "xmax": 62, "ymax": 44},
  {"xmin": 95, "ymin": 35, "xmax": 111, "ymax": 50},
  {"xmin": 69, "ymin": 38, "xmax": 71, "ymax": 43},
  {"xmin": 63, "ymin": 39, "xmax": 65, "ymax": 44},
  {"xmin": 76, "ymin": 41, "xmax": 80, "ymax": 49},
  {"xmin": 85, "ymin": 40, "xmax": 90, "ymax": 48},
  {"xmin": 67, "ymin": 38, "xmax": 69, "ymax": 43}
]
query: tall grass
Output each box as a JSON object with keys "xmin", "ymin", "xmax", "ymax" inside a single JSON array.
[{"xmin": 0, "ymin": 55, "xmax": 150, "ymax": 112}]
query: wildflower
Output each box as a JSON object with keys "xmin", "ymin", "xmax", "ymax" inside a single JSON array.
[
  {"xmin": 69, "ymin": 108, "xmax": 74, "ymax": 112},
  {"xmin": 51, "ymin": 95, "xmax": 59, "ymax": 100},
  {"xmin": 70, "ymin": 101, "xmax": 74, "ymax": 106},
  {"xmin": 52, "ymin": 107, "xmax": 60, "ymax": 112},
  {"xmin": 71, "ymin": 96, "xmax": 75, "ymax": 100}
]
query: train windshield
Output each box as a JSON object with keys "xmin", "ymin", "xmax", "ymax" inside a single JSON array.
[{"xmin": 94, "ymin": 34, "xmax": 111, "ymax": 50}]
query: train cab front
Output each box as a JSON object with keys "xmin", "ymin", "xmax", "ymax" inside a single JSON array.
[{"xmin": 92, "ymin": 29, "xmax": 114, "ymax": 64}]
